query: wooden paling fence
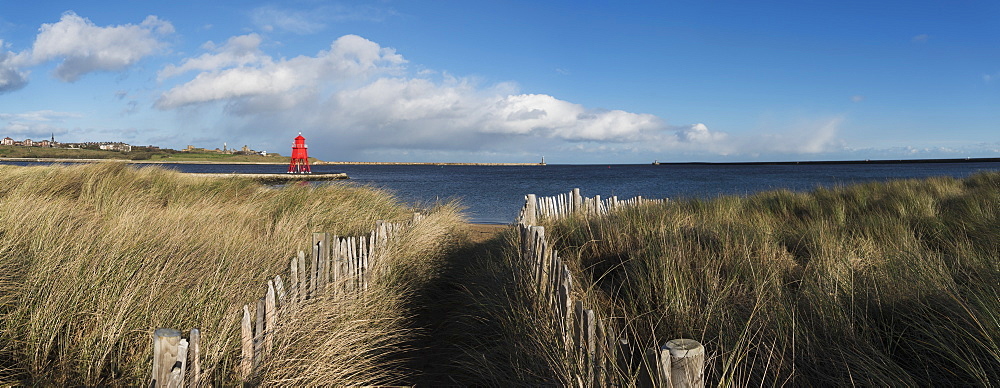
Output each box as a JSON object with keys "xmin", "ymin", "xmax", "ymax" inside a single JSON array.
[
  {"xmin": 149, "ymin": 215, "xmax": 423, "ymax": 387},
  {"xmin": 519, "ymin": 220, "xmax": 703, "ymax": 387},
  {"xmin": 518, "ymin": 188, "xmax": 668, "ymax": 224}
]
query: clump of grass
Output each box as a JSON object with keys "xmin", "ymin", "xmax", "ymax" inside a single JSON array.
[
  {"xmin": 0, "ymin": 163, "xmax": 460, "ymax": 386},
  {"xmin": 545, "ymin": 172, "xmax": 1000, "ymax": 386}
]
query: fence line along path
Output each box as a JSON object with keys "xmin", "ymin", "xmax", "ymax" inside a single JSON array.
[
  {"xmin": 518, "ymin": 188, "xmax": 702, "ymax": 388},
  {"xmin": 518, "ymin": 188, "xmax": 668, "ymax": 224},
  {"xmin": 149, "ymin": 215, "xmax": 422, "ymax": 387}
]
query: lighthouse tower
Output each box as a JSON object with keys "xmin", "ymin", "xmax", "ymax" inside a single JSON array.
[{"xmin": 287, "ymin": 133, "xmax": 312, "ymax": 174}]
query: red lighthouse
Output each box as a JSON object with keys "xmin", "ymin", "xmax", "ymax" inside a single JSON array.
[{"xmin": 287, "ymin": 133, "xmax": 312, "ymax": 173}]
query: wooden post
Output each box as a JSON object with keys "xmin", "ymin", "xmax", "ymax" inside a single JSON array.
[
  {"xmin": 254, "ymin": 297, "xmax": 265, "ymax": 369},
  {"xmin": 297, "ymin": 250, "xmax": 306, "ymax": 301},
  {"xmin": 594, "ymin": 316, "xmax": 605, "ymax": 387},
  {"xmin": 665, "ymin": 339, "xmax": 704, "ymax": 388},
  {"xmin": 584, "ymin": 309, "xmax": 596, "ymax": 386},
  {"xmin": 348, "ymin": 237, "xmax": 357, "ymax": 292},
  {"xmin": 572, "ymin": 188, "xmax": 582, "ymax": 212},
  {"xmin": 313, "ymin": 232, "xmax": 329, "ymax": 293},
  {"xmin": 334, "ymin": 238, "xmax": 344, "ymax": 295},
  {"xmin": 151, "ymin": 328, "xmax": 181, "ymax": 387},
  {"xmin": 273, "ymin": 275, "xmax": 287, "ymax": 310},
  {"xmin": 266, "ymin": 280, "xmax": 277, "ymax": 354},
  {"xmin": 310, "ymin": 243, "xmax": 319, "ymax": 298},
  {"xmin": 240, "ymin": 306, "xmax": 253, "ymax": 381},
  {"xmin": 188, "ymin": 328, "xmax": 200, "ymax": 388},
  {"xmin": 364, "ymin": 235, "xmax": 370, "ymax": 290},
  {"xmin": 169, "ymin": 338, "xmax": 189, "ymax": 388},
  {"xmin": 573, "ymin": 301, "xmax": 585, "ymax": 376},
  {"xmin": 524, "ymin": 194, "xmax": 537, "ymax": 225},
  {"xmin": 289, "ymin": 257, "xmax": 299, "ymax": 304}
]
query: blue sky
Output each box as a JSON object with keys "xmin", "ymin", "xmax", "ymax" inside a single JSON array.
[{"xmin": 1, "ymin": 1, "xmax": 998, "ymax": 163}]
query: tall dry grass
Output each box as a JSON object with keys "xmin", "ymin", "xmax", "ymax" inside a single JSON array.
[
  {"xmin": 0, "ymin": 163, "xmax": 462, "ymax": 386},
  {"xmin": 544, "ymin": 172, "xmax": 1000, "ymax": 386},
  {"xmin": 257, "ymin": 206, "xmax": 465, "ymax": 386},
  {"xmin": 446, "ymin": 228, "xmax": 574, "ymax": 385}
]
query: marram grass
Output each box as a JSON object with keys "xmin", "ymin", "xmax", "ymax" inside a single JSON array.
[
  {"xmin": 0, "ymin": 163, "xmax": 464, "ymax": 386},
  {"xmin": 544, "ymin": 172, "xmax": 1000, "ymax": 386}
]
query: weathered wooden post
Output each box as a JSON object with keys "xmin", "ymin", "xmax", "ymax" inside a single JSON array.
[
  {"xmin": 665, "ymin": 339, "xmax": 704, "ymax": 388},
  {"xmin": 254, "ymin": 298, "xmax": 265, "ymax": 369},
  {"xmin": 572, "ymin": 188, "xmax": 582, "ymax": 212},
  {"xmin": 265, "ymin": 281, "xmax": 277, "ymax": 354},
  {"xmin": 151, "ymin": 328, "xmax": 185, "ymax": 387},
  {"xmin": 524, "ymin": 194, "xmax": 537, "ymax": 225},
  {"xmin": 313, "ymin": 232, "xmax": 329, "ymax": 292},
  {"xmin": 289, "ymin": 257, "xmax": 299, "ymax": 304},
  {"xmin": 188, "ymin": 328, "xmax": 200, "ymax": 388},
  {"xmin": 296, "ymin": 250, "xmax": 307, "ymax": 301},
  {"xmin": 241, "ymin": 305, "xmax": 253, "ymax": 381}
]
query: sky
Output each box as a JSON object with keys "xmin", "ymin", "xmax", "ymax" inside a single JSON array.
[{"xmin": 0, "ymin": 1, "xmax": 998, "ymax": 164}]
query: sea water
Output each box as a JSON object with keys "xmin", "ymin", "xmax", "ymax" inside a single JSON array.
[{"xmin": 4, "ymin": 161, "xmax": 998, "ymax": 224}]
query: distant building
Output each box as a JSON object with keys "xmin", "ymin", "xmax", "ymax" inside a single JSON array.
[
  {"xmin": 1, "ymin": 137, "xmax": 12, "ymax": 146},
  {"xmin": 23, "ymin": 139, "xmax": 33, "ymax": 147},
  {"xmin": 99, "ymin": 142, "xmax": 133, "ymax": 152}
]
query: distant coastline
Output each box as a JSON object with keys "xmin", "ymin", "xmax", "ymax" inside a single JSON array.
[
  {"xmin": 0, "ymin": 157, "xmax": 545, "ymax": 166},
  {"xmin": 316, "ymin": 161, "xmax": 545, "ymax": 166},
  {"xmin": 652, "ymin": 157, "xmax": 1000, "ymax": 166}
]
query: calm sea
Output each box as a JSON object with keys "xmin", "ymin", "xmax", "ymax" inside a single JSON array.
[{"xmin": 4, "ymin": 161, "xmax": 998, "ymax": 224}]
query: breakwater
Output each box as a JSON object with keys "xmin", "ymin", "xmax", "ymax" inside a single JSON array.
[{"xmin": 189, "ymin": 173, "xmax": 348, "ymax": 183}]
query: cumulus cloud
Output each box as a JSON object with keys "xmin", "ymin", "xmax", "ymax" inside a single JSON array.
[
  {"xmin": 156, "ymin": 34, "xmax": 405, "ymax": 109},
  {"xmin": 0, "ymin": 41, "xmax": 29, "ymax": 94},
  {"xmin": 30, "ymin": 12, "xmax": 173, "ymax": 82},
  {"xmin": 157, "ymin": 33, "xmax": 850, "ymax": 162},
  {"xmin": 158, "ymin": 33, "xmax": 265, "ymax": 80}
]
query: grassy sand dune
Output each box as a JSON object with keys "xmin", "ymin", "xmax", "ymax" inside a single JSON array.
[
  {"xmin": 0, "ymin": 163, "xmax": 463, "ymax": 386},
  {"xmin": 539, "ymin": 172, "xmax": 999, "ymax": 385}
]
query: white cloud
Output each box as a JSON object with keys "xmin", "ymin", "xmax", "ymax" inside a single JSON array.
[
  {"xmin": 0, "ymin": 40, "xmax": 29, "ymax": 94},
  {"xmin": 911, "ymin": 34, "xmax": 929, "ymax": 43},
  {"xmin": 30, "ymin": 12, "xmax": 173, "ymax": 82},
  {"xmin": 157, "ymin": 33, "xmax": 851, "ymax": 162},
  {"xmin": 155, "ymin": 34, "xmax": 405, "ymax": 109},
  {"xmin": 851, "ymin": 95, "xmax": 865, "ymax": 102},
  {"xmin": 158, "ymin": 33, "xmax": 266, "ymax": 80},
  {"xmin": 2, "ymin": 122, "xmax": 68, "ymax": 137}
]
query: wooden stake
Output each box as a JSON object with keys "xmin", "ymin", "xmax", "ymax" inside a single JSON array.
[
  {"xmin": 240, "ymin": 305, "xmax": 253, "ymax": 381},
  {"xmin": 151, "ymin": 328, "xmax": 181, "ymax": 387},
  {"xmin": 266, "ymin": 280, "xmax": 277, "ymax": 354},
  {"xmin": 168, "ymin": 338, "xmax": 189, "ymax": 388},
  {"xmin": 254, "ymin": 297, "xmax": 265, "ymax": 369},
  {"xmin": 188, "ymin": 328, "xmax": 200, "ymax": 388},
  {"xmin": 296, "ymin": 250, "xmax": 306, "ymax": 301},
  {"xmin": 665, "ymin": 339, "xmax": 704, "ymax": 388},
  {"xmin": 524, "ymin": 194, "xmax": 537, "ymax": 225}
]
